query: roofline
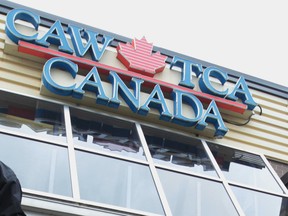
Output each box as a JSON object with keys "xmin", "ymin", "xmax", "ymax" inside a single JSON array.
[{"xmin": 1, "ymin": 0, "xmax": 287, "ymax": 99}]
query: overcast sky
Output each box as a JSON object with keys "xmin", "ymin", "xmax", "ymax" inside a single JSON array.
[{"xmin": 7, "ymin": 0, "xmax": 288, "ymax": 87}]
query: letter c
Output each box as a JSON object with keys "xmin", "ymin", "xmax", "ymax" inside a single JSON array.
[
  {"xmin": 199, "ymin": 67, "xmax": 228, "ymax": 97},
  {"xmin": 42, "ymin": 57, "xmax": 78, "ymax": 96},
  {"xmin": 5, "ymin": 8, "xmax": 40, "ymax": 44}
]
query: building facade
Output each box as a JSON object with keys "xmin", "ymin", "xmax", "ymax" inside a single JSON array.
[{"xmin": 0, "ymin": 1, "xmax": 287, "ymax": 215}]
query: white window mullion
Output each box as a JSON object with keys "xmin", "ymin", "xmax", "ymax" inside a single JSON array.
[
  {"xmin": 64, "ymin": 105, "xmax": 80, "ymax": 200},
  {"xmin": 260, "ymin": 155, "xmax": 288, "ymax": 194},
  {"xmin": 135, "ymin": 123, "xmax": 172, "ymax": 216},
  {"xmin": 201, "ymin": 140, "xmax": 245, "ymax": 216}
]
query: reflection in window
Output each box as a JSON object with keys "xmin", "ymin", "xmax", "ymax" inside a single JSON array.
[
  {"xmin": 232, "ymin": 186, "xmax": 288, "ymax": 216},
  {"xmin": 143, "ymin": 127, "xmax": 217, "ymax": 177},
  {"xmin": 76, "ymin": 151, "xmax": 164, "ymax": 215},
  {"xmin": 70, "ymin": 108, "xmax": 145, "ymax": 160},
  {"xmin": 208, "ymin": 142, "xmax": 283, "ymax": 193},
  {"xmin": 157, "ymin": 168, "xmax": 238, "ymax": 216},
  {"xmin": 0, "ymin": 133, "xmax": 72, "ymax": 196},
  {"xmin": 0, "ymin": 93, "xmax": 66, "ymax": 141}
]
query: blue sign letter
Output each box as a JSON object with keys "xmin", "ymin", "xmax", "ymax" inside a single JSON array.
[
  {"xmin": 196, "ymin": 100, "xmax": 228, "ymax": 137},
  {"xmin": 36, "ymin": 20, "xmax": 73, "ymax": 54},
  {"xmin": 68, "ymin": 25, "xmax": 113, "ymax": 61},
  {"xmin": 226, "ymin": 76, "xmax": 257, "ymax": 110},
  {"xmin": 5, "ymin": 8, "xmax": 40, "ymax": 44},
  {"xmin": 42, "ymin": 57, "xmax": 77, "ymax": 96},
  {"xmin": 199, "ymin": 67, "xmax": 228, "ymax": 97},
  {"xmin": 172, "ymin": 89, "xmax": 203, "ymax": 126},
  {"xmin": 139, "ymin": 84, "xmax": 172, "ymax": 121},
  {"xmin": 73, "ymin": 67, "xmax": 109, "ymax": 105},
  {"xmin": 108, "ymin": 71, "xmax": 144, "ymax": 111},
  {"xmin": 170, "ymin": 56, "xmax": 202, "ymax": 89}
]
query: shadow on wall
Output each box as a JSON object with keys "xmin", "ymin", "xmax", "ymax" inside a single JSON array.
[{"xmin": 282, "ymin": 172, "xmax": 288, "ymax": 189}]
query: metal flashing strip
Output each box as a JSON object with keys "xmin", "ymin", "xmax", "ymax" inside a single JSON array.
[{"xmin": 0, "ymin": 0, "xmax": 287, "ymax": 100}]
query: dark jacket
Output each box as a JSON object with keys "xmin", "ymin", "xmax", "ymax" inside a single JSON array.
[{"xmin": 0, "ymin": 161, "xmax": 26, "ymax": 216}]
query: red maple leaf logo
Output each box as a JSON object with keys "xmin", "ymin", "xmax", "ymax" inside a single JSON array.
[{"xmin": 116, "ymin": 37, "xmax": 167, "ymax": 77}]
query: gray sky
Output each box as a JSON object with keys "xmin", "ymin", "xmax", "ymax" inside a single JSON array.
[{"xmin": 7, "ymin": 0, "xmax": 288, "ymax": 87}]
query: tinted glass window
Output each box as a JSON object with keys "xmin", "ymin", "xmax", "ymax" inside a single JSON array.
[
  {"xmin": 208, "ymin": 142, "xmax": 283, "ymax": 193},
  {"xmin": 0, "ymin": 93, "xmax": 66, "ymax": 141},
  {"xmin": 158, "ymin": 168, "xmax": 238, "ymax": 216},
  {"xmin": 76, "ymin": 150, "xmax": 164, "ymax": 215},
  {"xmin": 232, "ymin": 186, "xmax": 288, "ymax": 216},
  {"xmin": 143, "ymin": 126, "xmax": 217, "ymax": 177},
  {"xmin": 0, "ymin": 133, "xmax": 72, "ymax": 196},
  {"xmin": 70, "ymin": 108, "xmax": 145, "ymax": 160}
]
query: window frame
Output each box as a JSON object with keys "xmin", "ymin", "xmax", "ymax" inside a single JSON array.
[{"xmin": 0, "ymin": 90, "xmax": 287, "ymax": 216}]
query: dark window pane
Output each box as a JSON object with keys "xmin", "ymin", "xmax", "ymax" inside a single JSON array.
[
  {"xmin": 232, "ymin": 186, "xmax": 288, "ymax": 216},
  {"xmin": 70, "ymin": 108, "xmax": 145, "ymax": 160},
  {"xmin": 143, "ymin": 126, "xmax": 217, "ymax": 177},
  {"xmin": 208, "ymin": 142, "xmax": 283, "ymax": 193},
  {"xmin": 158, "ymin": 169, "xmax": 238, "ymax": 216},
  {"xmin": 0, "ymin": 133, "xmax": 72, "ymax": 196},
  {"xmin": 76, "ymin": 151, "xmax": 164, "ymax": 215},
  {"xmin": 0, "ymin": 93, "xmax": 66, "ymax": 141}
]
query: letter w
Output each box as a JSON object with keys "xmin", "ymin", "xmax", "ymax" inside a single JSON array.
[{"xmin": 68, "ymin": 25, "xmax": 113, "ymax": 61}]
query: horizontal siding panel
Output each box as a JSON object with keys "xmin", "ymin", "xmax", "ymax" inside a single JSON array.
[
  {"xmin": 253, "ymin": 118, "xmax": 287, "ymax": 131},
  {"xmin": 248, "ymin": 120, "xmax": 288, "ymax": 139},
  {"xmin": 0, "ymin": 51, "xmax": 43, "ymax": 70},
  {"xmin": 0, "ymin": 32, "xmax": 5, "ymax": 42},
  {"xmin": 0, "ymin": 23, "xmax": 4, "ymax": 32},
  {"xmin": 252, "ymin": 90, "xmax": 287, "ymax": 106},
  {"xmin": 0, "ymin": 69, "xmax": 41, "ymax": 89},
  {"xmin": 214, "ymin": 138, "xmax": 288, "ymax": 163},
  {"xmin": 0, "ymin": 80, "xmax": 40, "ymax": 97},
  {"xmin": 0, "ymin": 14, "xmax": 5, "ymax": 23},
  {"xmin": 223, "ymin": 112, "xmax": 287, "ymax": 131},
  {"xmin": 0, "ymin": 60, "xmax": 42, "ymax": 79},
  {"xmin": 0, "ymin": 39, "xmax": 4, "ymax": 47},
  {"xmin": 228, "ymin": 126, "xmax": 287, "ymax": 147},
  {"xmin": 224, "ymin": 130, "xmax": 288, "ymax": 155},
  {"xmin": 254, "ymin": 97, "xmax": 287, "ymax": 115},
  {"xmin": 227, "ymin": 119, "xmax": 288, "ymax": 140},
  {"xmin": 260, "ymin": 108, "xmax": 287, "ymax": 123}
]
